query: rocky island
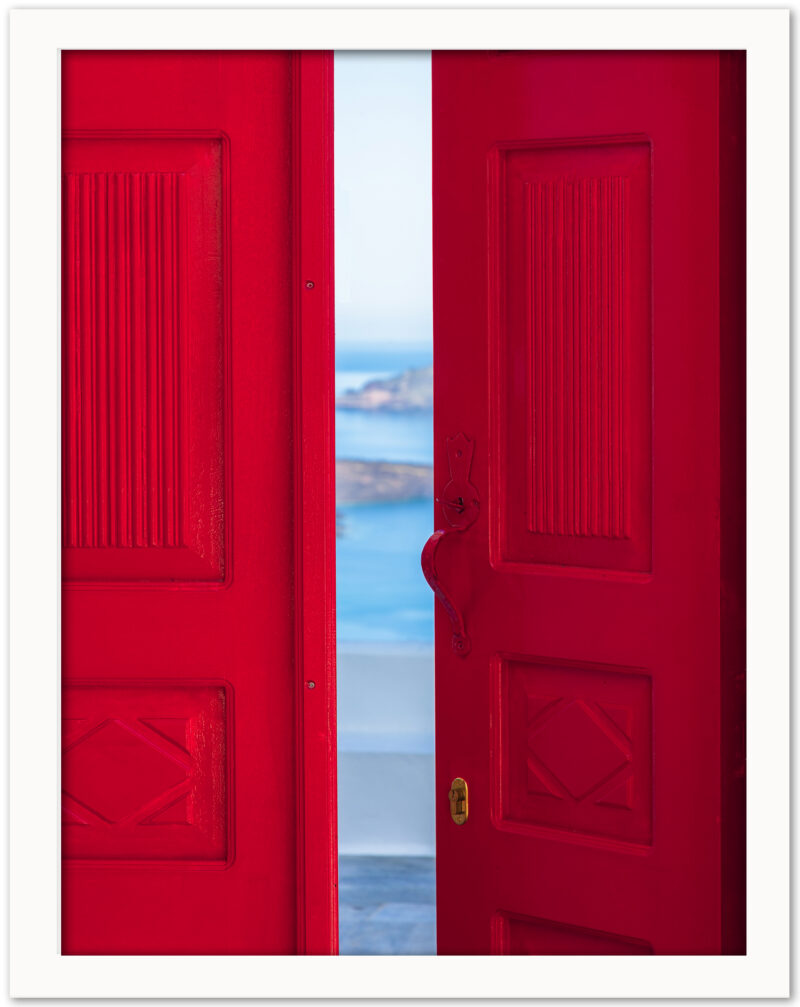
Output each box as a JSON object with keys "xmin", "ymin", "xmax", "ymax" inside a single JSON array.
[
  {"xmin": 336, "ymin": 364, "xmax": 434, "ymax": 515},
  {"xmin": 336, "ymin": 459, "xmax": 432, "ymax": 505},
  {"xmin": 336, "ymin": 364, "xmax": 433, "ymax": 413}
]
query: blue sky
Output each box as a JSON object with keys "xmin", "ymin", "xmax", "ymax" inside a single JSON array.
[{"xmin": 334, "ymin": 52, "xmax": 432, "ymax": 348}]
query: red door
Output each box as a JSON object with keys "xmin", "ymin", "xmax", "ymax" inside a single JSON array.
[
  {"xmin": 430, "ymin": 51, "xmax": 745, "ymax": 954},
  {"xmin": 61, "ymin": 51, "xmax": 337, "ymax": 954}
]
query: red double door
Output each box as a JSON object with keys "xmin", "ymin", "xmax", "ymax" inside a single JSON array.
[{"xmin": 62, "ymin": 50, "xmax": 744, "ymax": 955}]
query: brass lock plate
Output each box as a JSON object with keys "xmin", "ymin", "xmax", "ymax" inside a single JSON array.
[{"xmin": 448, "ymin": 777, "xmax": 468, "ymax": 825}]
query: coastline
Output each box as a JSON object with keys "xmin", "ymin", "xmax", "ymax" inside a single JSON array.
[{"xmin": 336, "ymin": 458, "xmax": 432, "ymax": 505}]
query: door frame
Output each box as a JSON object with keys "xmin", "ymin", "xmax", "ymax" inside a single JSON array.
[{"xmin": 291, "ymin": 50, "xmax": 338, "ymax": 955}]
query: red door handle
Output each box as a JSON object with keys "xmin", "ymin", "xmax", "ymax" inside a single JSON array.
[
  {"xmin": 422, "ymin": 433, "xmax": 480, "ymax": 658},
  {"xmin": 421, "ymin": 528, "xmax": 471, "ymax": 657}
]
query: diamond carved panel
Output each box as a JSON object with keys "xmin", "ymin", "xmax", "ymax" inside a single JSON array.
[
  {"xmin": 527, "ymin": 698, "xmax": 631, "ymax": 802},
  {"xmin": 495, "ymin": 657, "xmax": 652, "ymax": 846},
  {"xmin": 64, "ymin": 718, "xmax": 189, "ymax": 823},
  {"xmin": 62, "ymin": 682, "xmax": 231, "ymax": 864}
]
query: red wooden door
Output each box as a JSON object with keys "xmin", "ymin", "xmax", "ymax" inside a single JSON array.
[
  {"xmin": 431, "ymin": 51, "xmax": 745, "ymax": 955},
  {"xmin": 61, "ymin": 51, "xmax": 337, "ymax": 954}
]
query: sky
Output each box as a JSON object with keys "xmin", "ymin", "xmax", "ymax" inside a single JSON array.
[{"xmin": 334, "ymin": 52, "xmax": 432, "ymax": 348}]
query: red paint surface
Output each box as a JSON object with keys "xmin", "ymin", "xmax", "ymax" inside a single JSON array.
[
  {"xmin": 432, "ymin": 51, "xmax": 745, "ymax": 955},
  {"xmin": 61, "ymin": 51, "xmax": 337, "ymax": 955}
]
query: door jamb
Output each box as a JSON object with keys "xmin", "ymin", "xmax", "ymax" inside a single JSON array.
[{"xmin": 292, "ymin": 51, "xmax": 338, "ymax": 955}]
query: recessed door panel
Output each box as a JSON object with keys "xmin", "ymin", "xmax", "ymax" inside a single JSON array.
[
  {"xmin": 491, "ymin": 139, "xmax": 652, "ymax": 572},
  {"xmin": 492, "ymin": 655, "xmax": 652, "ymax": 848},
  {"xmin": 62, "ymin": 681, "xmax": 231, "ymax": 863},
  {"xmin": 493, "ymin": 911, "xmax": 653, "ymax": 955},
  {"xmin": 62, "ymin": 135, "xmax": 228, "ymax": 582}
]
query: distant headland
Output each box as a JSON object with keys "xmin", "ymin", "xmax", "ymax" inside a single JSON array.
[
  {"xmin": 336, "ymin": 365, "xmax": 434, "ymax": 512},
  {"xmin": 336, "ymin": 364, "xmax": 433, "ymax": 413},
  {"xmin": 336, "ymin": 459, "xmax": 432, "ymax": 506}
]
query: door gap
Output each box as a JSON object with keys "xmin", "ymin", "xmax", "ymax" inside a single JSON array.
[{"xmin": 334, "ymin": 50, "xmax": 436, "ymax": 956}]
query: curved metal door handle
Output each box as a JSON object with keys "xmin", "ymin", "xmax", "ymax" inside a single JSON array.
[
  {"xmin": 422, "ymin": 433, "xmax": 479, "ymax": 658},
  {"xmin": 421, "ymin": 528, "xmax": 471, "ymax": 657}
]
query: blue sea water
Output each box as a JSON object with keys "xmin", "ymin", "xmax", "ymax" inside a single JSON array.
[
  {"xmin": 337, "ymin": 499, "xmax": 434, "ymax": 643},
  {"xmin": 336, "ymin": 343, "xmax": 431, "ymax": 375},
  {"xmin": 337, "ymin": 410, "xmax": 433, "ymax": 466},
  {"xmin": 336, "ymin": 344, "xmax": 434, "ymax": 643}
]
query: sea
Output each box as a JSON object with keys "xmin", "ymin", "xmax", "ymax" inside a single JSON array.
[{"xmin": 336, "ymin": 344, "xmax": 434, "ymax": 644}]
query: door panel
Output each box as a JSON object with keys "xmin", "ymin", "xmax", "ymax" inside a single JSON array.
[
  {"xmin": 494, "ymin": 910, "xmax": 653, "ymax": 955},
  {"xmin": 62, "ymin": 133, "xmax": 227, "ymax": 582},
  {"xmin": 432, "ymin": 51, "xmax": 745, "ymax": 955},
  {"xmin": 492, "ymin": 138, "xmax": 652, "ymax": 572},
  {"xmin": 61, "ymin": 51, "xmax": 337, "ymax": 955}
]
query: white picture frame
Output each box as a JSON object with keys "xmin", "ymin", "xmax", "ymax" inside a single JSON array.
[{"xmin": 8, "ymin": 6, "xmax": 789, "ymax": 998}]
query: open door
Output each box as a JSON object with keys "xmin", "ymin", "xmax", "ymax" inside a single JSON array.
[
  {"xmin": 430, "ymin": 51, "xmax": 745, "ymax": 954},
  {"xmin": 61, "ymin": 51, "xmax": 337, "ymax": 954}
]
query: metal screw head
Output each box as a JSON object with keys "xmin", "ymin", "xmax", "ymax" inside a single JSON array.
[
  {"xmin": 305, "ymin": 280, "xmax": 315, "ymax": 289},
  {"xmin": 306, "ymin": 680, "xmax": 316, "ymax": 689}
]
